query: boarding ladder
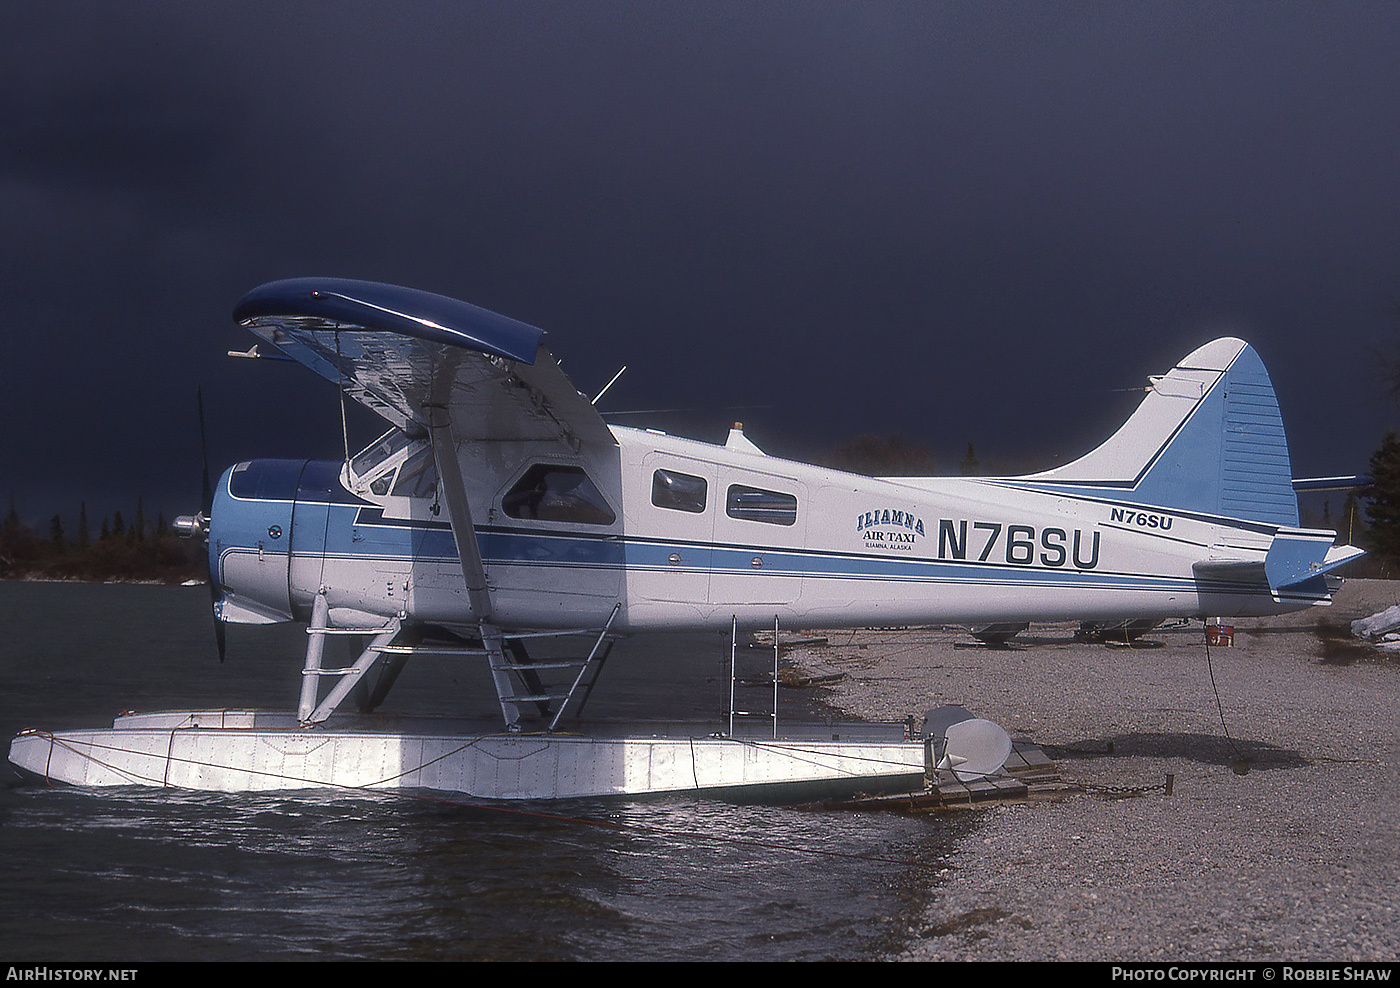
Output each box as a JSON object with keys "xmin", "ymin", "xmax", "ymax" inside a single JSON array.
[
  {"xmin": 296, "ymin": 592, "xmax": 621, "ymax": 730},
  {"xmin": 728, "ymin": 615, "xmax": 781, "ymax": 739},
  {"xmin": 479, "ymin": 603, "xmax": 622, "ymax": 730}
]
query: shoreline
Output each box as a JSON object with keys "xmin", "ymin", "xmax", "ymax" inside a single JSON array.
[
  {"xmin": 1, "ymin": 574, "xmax": 203, "ymax": 586},
  {"xmin": 784, "ymin": 579, "xmax": 1400, "ymax": 961}
]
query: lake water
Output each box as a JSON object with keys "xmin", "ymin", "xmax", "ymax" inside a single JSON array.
[{"xmin": 0, "ymin": 582, "xmax": 962, "ymax": 961}]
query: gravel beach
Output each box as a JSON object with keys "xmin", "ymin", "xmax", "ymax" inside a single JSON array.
[{"xmin": 788, "ymin": 578, "xmax": 1400, "ymax": 962}]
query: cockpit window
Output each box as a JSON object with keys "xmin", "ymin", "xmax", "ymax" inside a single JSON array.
[
  {"xmin": 502, "ymin": 465, "xmax": 616, "ymax": 525},
  {"xmin": 391, "ymin": 447, "xmax": 438, "ymax": 499},
  {"xmin": 350, "ymin": 429, "xmax": 414, "ymax": 479},
  {"xmin": 346, "ymin": 429, "xmax": 430, "ymax": 499}
]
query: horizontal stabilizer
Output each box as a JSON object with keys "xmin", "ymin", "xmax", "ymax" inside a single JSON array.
[
  {"xmin": 1265, "ymin": 531, "xmax": 1358, "ymax": 589},
  {"xmin": 1315, "ymin": 542, "xmax": 1367, "ymax": 575},
  {"xmin": 1194, "ymin": 531, "xmax": 1364, "ymax": 594},
  {"xmin": 1292, "ymin": 475, "xmax": 1371, "ymax": 492}
]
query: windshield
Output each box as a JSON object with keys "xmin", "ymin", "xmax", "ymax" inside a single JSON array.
[{"xmin": 350, "ymin": 428, "xmax": 414, "ymax": 479}]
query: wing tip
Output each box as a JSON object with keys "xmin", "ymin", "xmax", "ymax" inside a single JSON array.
[{"xmin": 234, "ymin": 277, "xmax": 544, "ymax": 364}]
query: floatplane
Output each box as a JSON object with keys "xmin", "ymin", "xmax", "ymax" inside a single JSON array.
[{"xmin": 8, "ymin": 278, "xmax": 1363, "ymax": 799}]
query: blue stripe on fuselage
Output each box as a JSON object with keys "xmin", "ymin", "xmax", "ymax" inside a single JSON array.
[
  {"xmin": 257, "ymin": 497, "xmax": 1202, "ymax": 592},
  {"xmin": 217, "ymin": 490, "xmax": 1303, "ymax": 603}
]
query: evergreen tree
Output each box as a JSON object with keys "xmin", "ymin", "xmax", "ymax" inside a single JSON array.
[
  {"xmin": 959, "ymin": 442, "xmax": 980, "ymax": 476},
  {"xmin": 134, "ymin": 497, "xmax": 145, "ymax": 543},
  {"xmin": 112, "ymin": 511, "xmax": 125, "ymax": 538},
  {"xmin": 77, "ymin": 502, "xmax": 90, "ymax": 549},
  {"xmin": 2, "ymin": 496, "xmax": 21, "ymax": 559},
  {"xmin": 0, "ymin": 497, "xmax": 39, "ymax": 563},
  {"xmin": 1363, "ymin": 432, "xmax": 1400, "ymax": 563},
  {"xmin": 50, "ymin": 514, "xmax": 65, "ymax": 553}
]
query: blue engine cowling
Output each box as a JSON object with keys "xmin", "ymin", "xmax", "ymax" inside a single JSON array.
[{"xmin": 209, "ymin": 458, "xmax": 346, "ymax": 624}]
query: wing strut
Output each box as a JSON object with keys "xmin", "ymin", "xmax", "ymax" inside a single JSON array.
[
  {"xmin": 296, "ymin": 588, "xmax": 404, "ymax": 726},
  {"xmin": 427, "ymin": 408, "xmax": 493, "ymax": 623},
  {"xmin": 426, "ymin": 382, "xmax": 531, "ymax": 727}
]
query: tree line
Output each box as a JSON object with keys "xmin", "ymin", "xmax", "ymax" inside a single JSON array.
[
  {"xmin": 1, "ymin": 496, "xmax": 202, "ymax": 583},
  {"xmin": 818, "ymin": 434, "xmax": 990, "ymax": 477}
]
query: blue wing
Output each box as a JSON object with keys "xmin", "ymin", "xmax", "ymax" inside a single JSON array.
[{"xmin": 233, "ymin": 277, "xmax": 615, "ymax": 450}]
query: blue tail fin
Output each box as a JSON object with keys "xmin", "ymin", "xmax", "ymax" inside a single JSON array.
[{"xmin": 1022, "ymin": 338, "xmax": 1298, "ymax": 526}]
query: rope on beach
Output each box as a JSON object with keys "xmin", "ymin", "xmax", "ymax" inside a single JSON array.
[{"xmin": 1202, "ymin": 620, "xmax": 1251, "ymax": 764}]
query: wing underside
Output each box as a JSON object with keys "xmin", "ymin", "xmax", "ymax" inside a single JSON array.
[{"xmin": 233, "ymin": 277, "xmax": 615, "ymax": 451}]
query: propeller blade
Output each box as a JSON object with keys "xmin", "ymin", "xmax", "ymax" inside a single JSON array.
[
  {"xmin": 196, "ymin": 387, "xmax": 225, "ymax": 662},
  {"xmin": 198, "ymin": 387, "xmax": 213, "ymax": 513},
  {"xmin": 210, "ymin": 582, "xmax": 227, "ymax": 663}
]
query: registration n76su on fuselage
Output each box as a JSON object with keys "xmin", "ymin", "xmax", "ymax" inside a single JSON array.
[{"xmin": 179, "ymin": 277, "xmax": 1362, "ymax": 728}]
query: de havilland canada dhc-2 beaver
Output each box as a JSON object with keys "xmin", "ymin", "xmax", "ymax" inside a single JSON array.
[{"xmin": 8, "ymin": 278, "xmax": 1364, "ymax": 799}]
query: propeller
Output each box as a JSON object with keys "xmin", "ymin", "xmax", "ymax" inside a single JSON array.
[
  {"xmin": 175, "ymin": 388, "xmax": 226, "ymax": 662},
  {"xmin": 200, "ymin": 389, "xmax": 227, "ymax": 662}
]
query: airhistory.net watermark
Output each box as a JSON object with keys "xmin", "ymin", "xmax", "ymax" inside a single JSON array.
[{"xmin": 6, "ymin": 970, "xmax": 137, "ymax": 982}]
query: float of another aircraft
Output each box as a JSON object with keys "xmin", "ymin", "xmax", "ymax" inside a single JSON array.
[{"xmin": 7, "ymin": 277, "xmax": 1364, "ymax": 798}]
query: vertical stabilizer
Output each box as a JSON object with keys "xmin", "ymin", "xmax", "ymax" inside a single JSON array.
[{"xmin": 1022, "ymin": 339, "xmax": 1298, "ymax": 526}]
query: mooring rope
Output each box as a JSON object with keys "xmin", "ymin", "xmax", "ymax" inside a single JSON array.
[{"xmin": 1202, "ymin": 619, "xmax": 1251, "ymax": 765}]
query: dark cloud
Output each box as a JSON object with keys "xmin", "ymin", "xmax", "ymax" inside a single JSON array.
[{"xmin": 3, "ymin": 2, "xmax": 1399, "ymax": 528}]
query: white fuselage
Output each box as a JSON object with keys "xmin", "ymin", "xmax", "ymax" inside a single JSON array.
[{"xmin": 212, "ymin": 424, "xmax": 1313, "ymax": 635}]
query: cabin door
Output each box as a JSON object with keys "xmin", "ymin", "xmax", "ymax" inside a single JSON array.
[
  {"xmin": 708, "ymin": 469, "xmax": 806, "ymax": 606},
  {"xmin": 632, "ymin": 453, "xmax": 716, "ymax": 603}
]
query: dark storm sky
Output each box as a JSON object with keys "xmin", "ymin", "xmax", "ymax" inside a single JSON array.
[{"xmin": 4, "ymin": 2, "xmax": 1399, "ymax": 527}]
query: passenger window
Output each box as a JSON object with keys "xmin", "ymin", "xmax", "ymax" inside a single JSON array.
[
  {"xmin": 503, "ymin": 465, "xmax": 616, "ymax": 525},
  {"xmin": 726, "ymin": 484, "xmax": 797, "ymax": 526},
  {"xmin": 652, "ymin": 469, "xmax": 707, "ymax": 513}
]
